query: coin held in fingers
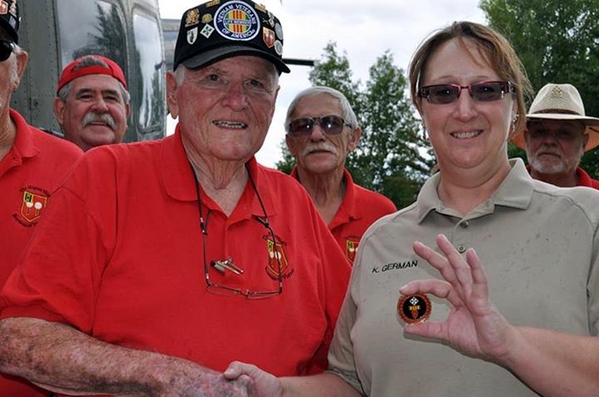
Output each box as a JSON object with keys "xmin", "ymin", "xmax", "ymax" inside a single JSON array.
[{"xmin": 397, "ymin": 292, "xmax": 431, "ymax": 324}]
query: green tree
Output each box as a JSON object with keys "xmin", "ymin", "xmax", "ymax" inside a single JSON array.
[
  {"xmin": 276, "ymin": 43, "xmax": 433, "ymax": 208},
  {"xmin": 481, "ymin": 0, "xmax": 599, "ymax": 176}
]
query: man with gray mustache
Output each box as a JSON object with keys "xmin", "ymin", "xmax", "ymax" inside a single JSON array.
[
  {"xmin": 512, "ymin": 83, "xmax": 599, "ymax": 188},
  {"xmin": 54, "ymin": 54, "xmax": 130, "ymax": 151},
  {"xmin": 285, "ymin": 86, "xmax": 397, "ymax": 263}
]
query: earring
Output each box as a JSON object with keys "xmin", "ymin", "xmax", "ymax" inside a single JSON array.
[
  {"xmin": 421, "ymin": 121, "xmax": 428, "ymax": 140},
  {"xmin": 509, "ymin": 113, "xmax": 518, "ymax": 136}
]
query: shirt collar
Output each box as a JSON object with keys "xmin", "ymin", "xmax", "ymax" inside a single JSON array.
[
  {"xmin": 416, "ymin": 158, "xmax": 533, "ymax": 223},
  {"xmin": 576, "ymin": 167, "xmax": 595, "ymax": 187},
  {"xmin": 290, "ymin": 166, "xmax": 357, "ymax": 222},
  {"xmin": 9, "ymin": 109, "xmax": 40, "ymax": 160},
  {"xmin": 160, "ymin": 125, "xmax": 274, "ymax": 218}
]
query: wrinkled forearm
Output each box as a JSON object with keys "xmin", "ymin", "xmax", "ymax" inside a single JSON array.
[
  {"xmin": 0, "ymin": 317, "xmax": 249, "ymax": 396},
  {"xmin": 499, "ymin": 327, "xmax": 599, "ymax": 397}
]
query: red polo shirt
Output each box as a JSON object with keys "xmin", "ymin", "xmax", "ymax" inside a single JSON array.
[
  {"xmin": 291, "ymin": 167, "xmax": 397, "ymax": 263},
  {"xmin": 0, "ymin": 109, "xmax": 82, "ymax": 397},
  {"xmin": 1, "ymin": 128, "xmax": 350, "ymax": 389},
  {"xmin": 525, "ymin": 164, "xmax": 599, "ymax": 189},
  {"xmin": 576, "ymin": 167, "xmax": 599, "ymax": 189}
]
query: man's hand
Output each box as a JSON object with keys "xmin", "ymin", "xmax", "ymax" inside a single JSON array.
[
  {"xmin": 159, "ymin": 371, "xmax": 256, "ymax": 397},
  {"xmin": 224, "ymin": 361, "xmax": 283, "ymax": 397}
]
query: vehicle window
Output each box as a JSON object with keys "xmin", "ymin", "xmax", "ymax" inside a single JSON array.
[
  {"xmin": 56, "ymin": 0, "xmax": 127, "ymax": 71},
  {"xmin": 132, "ymin": 11, "xmax": 165, "ymax": 133}
]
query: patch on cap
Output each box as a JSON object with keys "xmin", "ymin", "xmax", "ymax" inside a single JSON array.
[
  {"xmin": 185, "ymin": 8, "xmax": 201, "ymax": 27},
  {"xmin": 173, "ymin": 0, "xmax": 290, "ymax": 74},
  {"xmin": 397, "ymin": 292, "xmax": 432, "ymax": 324},
  {"xmin": 214, "ymin": 1, "xmax": 259, "ymax": 41},
  {"xmin": 550, "ymin": 85, "xmax": 564, "ymax": 99},
  {"xmin": 0, "ymin": 0, "xmax": 19, "ymax": 43}
]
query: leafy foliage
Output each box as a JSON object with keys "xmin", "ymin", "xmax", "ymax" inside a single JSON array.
[
  {"xmin": 276, "ymin": 43, "xmax": 433, "ymax": 208},
  {"xmin": 482, "ymin": 0, "xmax": 599, "ymax": 176}
]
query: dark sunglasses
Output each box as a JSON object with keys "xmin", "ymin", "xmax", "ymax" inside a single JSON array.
[
  {"xmin": 0, "ymin": 39, "xmax": 15, "ymax": 62},
  {"xmin": 419, "ymin": 81, "xmax": 514, "ymax": 105},
  {"xmin": 287, "ymin": 115, "xmax": 351, "ymax": 137}
]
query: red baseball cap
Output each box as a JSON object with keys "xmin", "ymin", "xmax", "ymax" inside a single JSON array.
[{"xmin": 57, "ymin": 55, "xmax": 128, "ymax": 94}]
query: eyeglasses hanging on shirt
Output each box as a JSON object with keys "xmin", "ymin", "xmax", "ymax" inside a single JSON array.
[{"xmin": 190, "ymin": 162, "xmax": 283, "ymax": 299}]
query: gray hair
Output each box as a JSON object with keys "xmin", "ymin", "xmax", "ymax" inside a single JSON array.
[
  {"xmin": 284, "ymin": 86, "xmax": 359, "ymax": 132},
  {"xmin": 57, "ymin": 56, "xmax": 130, "ymax": 104}
]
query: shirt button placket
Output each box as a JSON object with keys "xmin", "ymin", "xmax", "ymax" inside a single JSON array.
[{"xmin": 454, "ymin": 219, "xmax": 471, "ymax": 254}]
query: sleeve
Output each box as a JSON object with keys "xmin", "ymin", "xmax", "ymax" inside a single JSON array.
[
  {"xmin": 589, "ymin": 223, "xmax": 599, "ymax": 336},
  {"xmin": 326, "ymin": 240, "xmax": 366, "ymax": 395},
  {"xmin": 0, "ymin": 154, "xmax": 116, "ymax": 333},
  {"xmin": 304, "ymin": 196, "xmax": 351, "ymax": 375}
]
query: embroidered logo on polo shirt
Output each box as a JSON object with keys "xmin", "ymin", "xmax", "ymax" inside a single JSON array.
[
  {"xmin": 13, "ymin": 186, "xmax": 50, "ymax": 227},
  {"xmin": 371, "ymin": 259, "xmax": 419, "ymax": 274},
  {"xmin": 345, "ymin": 238, "xmax": 359, "ymax": 263},
  {"xmin": 264, "ymin": 233, "xmax": 293, "ymax": 280}
]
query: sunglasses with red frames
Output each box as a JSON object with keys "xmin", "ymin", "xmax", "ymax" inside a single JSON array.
[
  {"xmin": 0, "ymin": 39, "xmax": 15, "ymax": 62},
  {"xmin": 419, "ymin": 81, "xmax": 514, "ymax": 105},
  {"xmin": 287, "ymin": 115, "xmax": 351, "ymax": 137}
]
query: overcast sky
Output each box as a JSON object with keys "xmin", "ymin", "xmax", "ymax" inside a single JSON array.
[{"xmin": 158, "ymin": 0, "xmax": 486, "ymax": 167}]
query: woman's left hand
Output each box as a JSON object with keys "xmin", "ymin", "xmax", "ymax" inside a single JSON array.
[{"xmin": 400, "ymin": 234, "xmax": 519, "ymax": 365}]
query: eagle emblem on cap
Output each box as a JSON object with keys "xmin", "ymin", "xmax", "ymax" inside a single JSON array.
[{"xmin": 185, "ymin": 8, "xmax": 200, "ymax": 27}]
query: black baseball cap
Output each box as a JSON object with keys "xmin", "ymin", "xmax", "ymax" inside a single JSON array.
[
  {"xmin": 173, "ymin": 0, "xmax": 290, "ymax": 74},
  {"xmin": 0, "ymin": 0, "xmax": 19, "ymax": 43}
]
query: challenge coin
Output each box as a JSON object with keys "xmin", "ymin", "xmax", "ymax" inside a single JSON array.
[{"xmin": 397, "ymin": 292, "xmax": 431, "ymax": 324}]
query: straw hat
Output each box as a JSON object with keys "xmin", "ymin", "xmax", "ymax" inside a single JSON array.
[{"xmin": 512, "ymin": 83, "xmax": 599, "ymax": 151}]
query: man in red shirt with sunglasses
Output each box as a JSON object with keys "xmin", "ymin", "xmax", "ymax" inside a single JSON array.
[
  {"xmin": 285, "ymin": 86, "xmax": 396, "ymax": 263},
  {"xmin": 0, "ymin": 2, "xmax": 83, "ymax": 395}
]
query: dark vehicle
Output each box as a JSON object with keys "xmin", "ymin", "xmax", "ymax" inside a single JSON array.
[{"xmin": 12, "ymin": 0, "xmax": 166, "ymax": 143}]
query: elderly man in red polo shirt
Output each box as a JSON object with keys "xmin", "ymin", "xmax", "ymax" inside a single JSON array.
[
  {"xmin": 0, "ymin": 1, "xmax": 83, "ymax": 395},
  {"xmin": 0, "ymin": 0, "xmax": 350, "ymax": 395},
  {"xmin": 54, "ymin": 54, "xmax": 130, "ymax": 151},
  {"xmin": 284, "ymin": 86, "xmax": 397, "ymax": 263},
  {"xmin": 512, "ymin": 83, "xmax": 599, "ymax": 188}
]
